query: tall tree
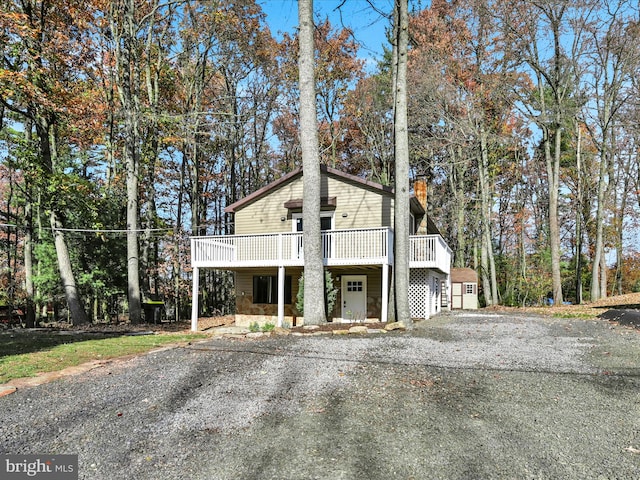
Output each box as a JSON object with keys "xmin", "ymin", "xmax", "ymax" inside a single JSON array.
[
  {"xmin": 407, "ymin": 0, "xmax": 524, "ymax": 304},
  {"xmin": 1, "ymin": 0, "xmax": 90, "ymax": 324},
  {"xmin": 298, "ymin": 0, "xmax": 325, "ymax": 324},
  {"xmin": 107, "ymin": 0, "xmax": 159, "ymax": 323},
  {"xmin": 342, "ymin": 71, "xmax": 394, "ymax": 184},
  {"xmin": 393, "ymin": 0, "xmax": 412, "ymax": 326},
  {"xmin": 275, "ymin": 18, "xmax": 365, "ymax": 174},
  {"xmin": 584, "ymin": 1, "xmax": 637, "ymax": 301},
  {"xmin": 498, "ymin": 0, "xmax": 593, "ymax": 305},
  {"xmin": 172, "ymin": 0, "xmax": 279, "ymax": 317},
  {"xmin": 313, "ymin": 19, "xmax": 364, "ymax": 168}
]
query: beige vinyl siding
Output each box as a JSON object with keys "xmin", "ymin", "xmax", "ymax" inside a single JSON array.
[
  {"xmin": 365, "ymin": 269, "xmax": 382, "ymax": 299},
  {"xmin": 326, "ymin": 176, "xmax": 394, "ymax": 229},
  {"xmin": 233, "ymin": 172, "xmax": 394, "ymax": 235},
  {"xmin": 235, "ymin": 271, "xmax": 255, "ymax": 298},
  {"xmin": 365, "ymin": 269, "xmax": 383, "ymax": 319},
  {"xmin": 234, "ymin": 181, "xmax": 304, "ymax": 234}
]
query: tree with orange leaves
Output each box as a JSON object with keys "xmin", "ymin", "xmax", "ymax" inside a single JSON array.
[
  {"xmin": 276, "ymin": 17, "xmax": 365, "ymax": 170},
  {"xmin": 407, "ymin": 0, "xmax": 526, "ymax": 305},
  {"xmin": 0, "ymin": 0, "xmax": 102, "ymax": 324}
]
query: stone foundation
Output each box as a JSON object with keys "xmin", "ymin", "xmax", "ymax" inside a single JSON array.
[
  {"xmin": 234, "ymin": 292, "xmax": 383, "ymax": 326},
  {"xmin": 234, "ymin": 314, "xmax": 301, "ymax": 328}
]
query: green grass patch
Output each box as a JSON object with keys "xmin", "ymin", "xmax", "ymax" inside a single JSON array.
[
  {"xmin": 0, "ymin": 332, "xmax": 207, "ymax": 384},
  {"xmin": 551, "ymin": 312, "xmax": 598, "ymax": 320}
]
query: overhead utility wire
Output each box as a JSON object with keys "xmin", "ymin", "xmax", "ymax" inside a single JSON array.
[{"xmin": 52, "ymin": 227, "xmax": 172, "ymax": 233}]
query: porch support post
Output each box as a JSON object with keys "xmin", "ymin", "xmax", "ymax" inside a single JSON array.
[
  {"xmin": 191, "ymin": 267, "xmax": 199, "ymax": 332},
  {"xmin": 382, "ymin": 262, "xmax": 389, "ymax": 323},
  {"xmin": 277, "ymin": 265, "xmax": 285, "ymax": 327}
]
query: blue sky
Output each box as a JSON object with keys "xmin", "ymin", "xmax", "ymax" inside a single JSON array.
[{"xmin": 259, "ymin": 0, "xmax": 395, "ymax": 71}]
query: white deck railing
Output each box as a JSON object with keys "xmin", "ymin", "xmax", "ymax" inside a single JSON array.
[
  {"xmin": 191, "ymin": 228, "xmax": 449, "ymax": 272},
  {"xmin": 409, "ymin": 234, "xmax": 451, "ymax": 273},
  {"xmin": 191, "ymin": 227, "xmax": 394, "ymax": 268}
]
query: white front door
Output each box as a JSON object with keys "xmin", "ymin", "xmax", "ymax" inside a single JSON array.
[{"xmin": 341, "ymin": 275, "xmax": 367, "ymax": 322}]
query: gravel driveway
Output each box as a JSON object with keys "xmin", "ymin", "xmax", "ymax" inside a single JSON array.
[{"xmin": 1, "ymin": 311, "xmax": 639, "ymax": 479}]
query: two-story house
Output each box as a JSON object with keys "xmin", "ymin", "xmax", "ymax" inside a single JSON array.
[{"xmin": 190, "ymin": 166, "xmax": 451, "ymax": 330}]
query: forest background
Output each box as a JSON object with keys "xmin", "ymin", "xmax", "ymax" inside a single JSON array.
[{"xmin": 1, "ymin": 0, "xmax": 640, "ymax": 326}]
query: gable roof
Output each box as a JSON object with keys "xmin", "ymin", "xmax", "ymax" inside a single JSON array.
[
  {"xmin": 225, "ymin": 165, "xmax": 393, "ymax": 213},
  {"xmin": 224, "ymin": 166, "xmax": 442, "ymax": 234},
  {"xmin": 451, "ymin": 268, "xmax": 478, "ymax": 283}
]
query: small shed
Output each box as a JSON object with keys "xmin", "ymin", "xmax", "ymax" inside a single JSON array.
[{"xmin": 450, "ymin": 268, "xmax": 478, "ymax": 310}]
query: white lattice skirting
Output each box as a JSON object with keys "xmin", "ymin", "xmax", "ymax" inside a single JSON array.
[{"xmin": 409, "ymin": 269, "xmax": 445, "ymax": 320}]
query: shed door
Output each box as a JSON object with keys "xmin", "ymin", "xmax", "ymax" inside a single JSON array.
[{"xmin": 452, "ymin": 283, "xmax": 463, "ymax": 309}]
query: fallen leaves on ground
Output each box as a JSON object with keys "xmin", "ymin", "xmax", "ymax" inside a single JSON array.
[{"xmin": 487, "ymin": 292, "xmax": 640, "ymax": 319}]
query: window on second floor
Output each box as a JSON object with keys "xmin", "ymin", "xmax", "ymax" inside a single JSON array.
[{"xmin": 292, "ymin": 212, "xmax": 334, "ymax": 232}]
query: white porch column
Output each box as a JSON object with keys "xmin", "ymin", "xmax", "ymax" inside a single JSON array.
[
  {"xmin": 381, "ymin": 263, "xmax": 389, "ymax": 323},
  {"xmin": 277, "ymin": 265, "xmax": 285, "ymax": 327},
  {"xmin": 191, "ymin": 267, "xmax": 199, "ymax": 332}
]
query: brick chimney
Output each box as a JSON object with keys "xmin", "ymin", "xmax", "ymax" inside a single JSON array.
[{"xmin": 413, "ymin": 177, "xmax": 428, "ymax": 234}]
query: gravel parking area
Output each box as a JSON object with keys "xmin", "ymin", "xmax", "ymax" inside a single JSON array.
[{"xmin": 1, "ymin": 311, "xmax": 639, "ymax": 479}]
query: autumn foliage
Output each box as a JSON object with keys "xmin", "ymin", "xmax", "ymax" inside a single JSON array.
[{"xmin": 1, "ymin": 0, "xmax": 639, "ymax": 324}]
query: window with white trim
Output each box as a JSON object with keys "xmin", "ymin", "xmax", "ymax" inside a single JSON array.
[{"xmin": 292, "ymin": 212, "xmax": 335, "ymax": 232}]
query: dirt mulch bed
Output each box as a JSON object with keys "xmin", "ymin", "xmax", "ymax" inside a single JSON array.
[{"xmin": 27, "ymin": 316, "xmax": 235, "ymax": 335}]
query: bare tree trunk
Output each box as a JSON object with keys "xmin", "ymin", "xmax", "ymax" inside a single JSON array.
[
  {"xmin": 298, "ymin": 0, "xmax": 325, "ymax": 324},
  {"xmin": 140, "ymin": 11, "xmax": 165, "ymax": 300},
  {"xmin": 35, "ymin": 191, "xmax": 44, "ymax": 322},
  {"xmin": 111, "ymin": 0, "xmax": 142, "ymax": 323},
  {"xmin": 393, "ymin": 0, "xmax": 412, "ymax": 327},
  {"xmin": 600, "ymin": 252, "xmax": 608, "ymax": 298},
  {"xmin": 548, "ymin": 125, "xmax": 563, "ymax": 305},
  {"xmin": 480, "ymin": 230, "xmax": 491, "ymax": 305},
  {"xmin": 23, "ymin": 121, "xmax": 36, "ymax": 327},
  {"xmin": 613, "ymin": 148, "xmax": 633, "ymax": 295},
  {"xmin": 590, "ymin": 137, "xmax": 608, "ymax": 302},
  {"xmin": 23, "ymin": 198, "xmax": 36, "ymax": 327},
  {"xmin": 174, "ymin": 150, "xmax": 187, "ymax": 321},
  {"xmin": 41, "ymin": 124, "xmax": 88, "ymax": 325},
  {"xmin": 478, "ymin": 127, "xmax": 498, "ymax": 305},
  {"xmin": 126, "ymin": 125, "xmax": 142, "ymax": 323},
  {"xmin": 50, "ymin": 212, "xmax": 88, "ymax": 325},
  {"xmin": 547, "ymin": 3, "xmax": 568, "ymax": 307},
  {"xmin": 448, "ymin": 145, "xmax": 467, "ymax": 268},
  {"xmin": 575, "ymin": 120, "xmax": 583, "ymax": 304}
]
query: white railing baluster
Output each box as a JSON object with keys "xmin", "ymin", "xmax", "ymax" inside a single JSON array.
[{"xmin": 191, "ymin": 228, "xmax": 447, "ymax": 273}]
